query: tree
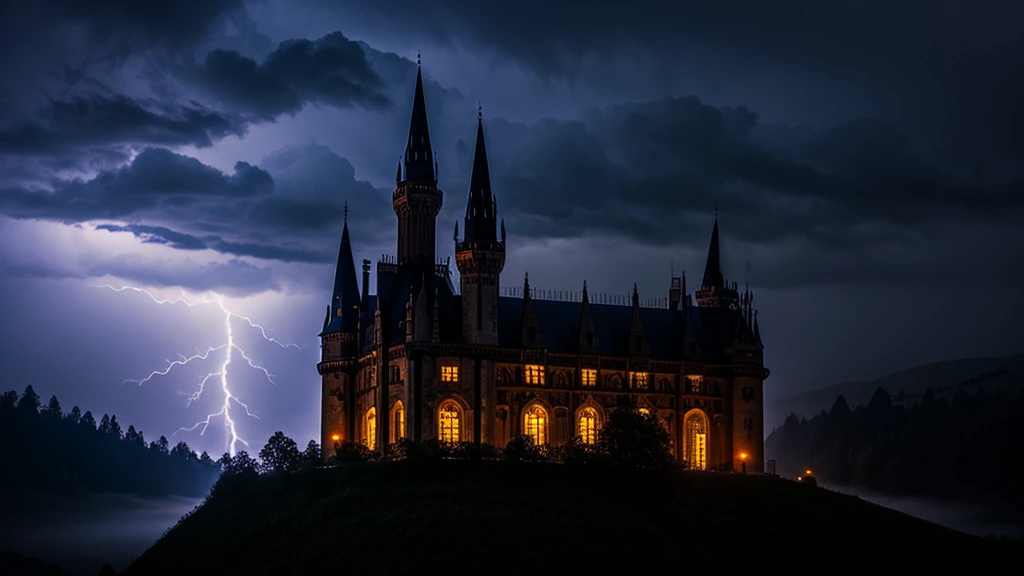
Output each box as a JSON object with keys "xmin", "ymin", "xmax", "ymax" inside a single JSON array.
[
  {"xmin": 0, "ymin": 390, "xmax": 17, "ymax": 410},
  {"xmin": 68, "ymin": 405, "xmax": 82, "ymax": 424},
  {"xmin": 108, "ymin": 414, "xmax": 123, "ymax": 439},
  {"xmin": 171, "ymin": 441, "xmax": 195, "ymax": 460},
  {"xmin": 126, "ymin": 425, "xmax": 146, "ymax": 447},
  {"xmin": 80, "ymin": 411, "xmax": 97, "ymax": 429},
  {"xmin": 150, "ymin": 435, "xmax": 170, "ymax": 454},
  {"xmin": 98, "ymin": 414, "xmax": 111, "ymax": 434},
  {"xmin": 301, "ymin": 440, "xmax": 321, "ymax": 468},
  {"xmin": 596, "ymin": 406, "xmax": 674, "ymax": 469},
  {"xmin": 41, "ymin": 395, "xmax": 62, "ymax": 419},
  {"xmin": 17, "ymin": 385, "xmax": 41, "ymax": 414},
  {"xmin": 259, "ymin": 431, "xmax": 301, "ymax": 474}
]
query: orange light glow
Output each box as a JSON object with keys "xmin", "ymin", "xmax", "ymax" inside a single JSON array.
[
  {"xmin": 331, "ymin": 434, "xmax": 341, "ymax": 442},
  {"xmin": 739, "ymin": 452, "xmax": 748, "ymax": 460},
  {"xmin": 805, "ymin": 469, "xmax": 813, "ymax": 476}
]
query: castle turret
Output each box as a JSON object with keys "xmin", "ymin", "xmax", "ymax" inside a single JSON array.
[
  {"xmin": 394, "ymin": 57, "xmax": 443, "ymax": 266},
  {"xmin": 455, "ymin": 106, "xmax": 505, "ymax": 345},
  {"xmin": 695, "ymin": 216, "xmax": 739, "ymax": 310},
  {"xmin": 321, "ymin": 209, "xmax": 361, "ymax": 358}
]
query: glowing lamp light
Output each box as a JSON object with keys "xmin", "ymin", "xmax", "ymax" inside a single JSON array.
[
  {"xmin": 331, "ymin": 434, "xmax": 341, "ymax": 442},
  {"xmin": 739, "ymin": 452, "xmax": 748, "ymax": 461},
  {"xmin": 805, "ymin": 469, "xmax": 813, "ymax": 476}
]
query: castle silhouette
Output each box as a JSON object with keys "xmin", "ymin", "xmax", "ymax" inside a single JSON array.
[{"xmin": 318, "ymin": 60, "xmax": 769, "ymax": 471}]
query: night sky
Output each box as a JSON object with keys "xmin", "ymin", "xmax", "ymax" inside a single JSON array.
[{"xmin": 1, "ymin": 1, "xmax": 1021, "ymax": 457}]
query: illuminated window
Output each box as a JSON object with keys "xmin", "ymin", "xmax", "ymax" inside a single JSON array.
[
  {"xmin": 364, "ymin": 407, "xmax": 377, "ymax": 450},
  {"xmin": 578, "ymin": 407, "xmax": 599, "ymax": 444},
  {"xmin": 580, "ymin": 369, "xmax": 597, "ymax": 387},
  {"xmin": 524, "ymin": 364, "xmax": 545, "ymax": 385},
  {"xmin": 438, "ymin": 401, "xmax": 461, "ymax": 443},
  {"xmin": 441, "ymin": 365, "xmax": 459, "ymax": 383},
  {"xmin": 638, "ymin": 407, "xmax": 651, "ymax": 415},
  {"xmin": 684, "ymin": 410, "xmax": 709, "ymax": 471},
  {"xmin": 629, "ymin": 371, "xmax": 648, "ymax": 390},
  {"xmin": 523, "ymin": 404, "xmax": 548, "ymax": 445},
  {"xmin": 687, "ymin": 375, "xmax": 704, "ymax": 395},
  {"xmin": 392, "ymin": 402, "xmax": 405, "ymax": 441}
]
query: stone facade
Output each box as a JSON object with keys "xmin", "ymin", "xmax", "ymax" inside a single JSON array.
[{"xmin": 316, "ymin": 63, "xmax": 769, "ymax": 473}]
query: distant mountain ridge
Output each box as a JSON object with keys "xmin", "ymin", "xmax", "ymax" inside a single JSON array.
[{"xmin": 767, "ymin": 351, "xmax": 1024, "ymax": 430}]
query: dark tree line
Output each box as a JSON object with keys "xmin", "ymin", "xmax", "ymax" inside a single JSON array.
[
  {"xmin": 766, "ymin": 385, "xmax": 1024, "ymax": 515},
  {"xmin": 0, "ymin": 386, "xmax": 221, "ymax": 497}
]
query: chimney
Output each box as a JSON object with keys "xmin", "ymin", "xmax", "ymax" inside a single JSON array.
[{"xmin": 361, "ymin": 259, "xmax": 371, "ymax": 305}]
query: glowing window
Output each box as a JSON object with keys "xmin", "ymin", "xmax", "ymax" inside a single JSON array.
[
  {"xmin": 629, "ymin": 371, "xmax": 648, "ymax": 389},
  {"xmin": 523, "ymin": 404, "xmax": 548, "ymax": 445},
  {"xmin": 687, "ymin": 375, "xmax": 704, "ymax": 394},
  {"xmin": 364, "ymin": 407, "xmax": 377, "ymax": 450},
  {"xmin": 638, "ymin": 407, "xmax": 651, "ymax": 415},
  {"xmin": 438, "ymin": 401, "xmax": 461, "ymax": 443},
  {"xmin": 578, "ymin": 407, "xmax": 599, "ymax": 444},
  {"xmin": 524, "ymin": 364, "xmax": 545, "ymax": 385},
  {"xmin": 441, "ymin": 365, "xmax": 459, "ymax": 382},
  {"xmin": 393, "ymin": 402, "xmax": 405, "ymax": 441},
  {"xmin": 580, "ymin": 369, "xmax": 597, "ymax": 387},
  {"xmin": 684, "ymin": 410, "xmax": 709, "ymax": 471}
]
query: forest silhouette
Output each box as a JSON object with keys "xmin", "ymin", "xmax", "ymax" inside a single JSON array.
[
  {"xmin": 0, "ymin": 386, "xmax": 221, "ymax": 497},
  {"xmin": 767, "ymin": 383, "xmax": 1024, "ymax": 520}
]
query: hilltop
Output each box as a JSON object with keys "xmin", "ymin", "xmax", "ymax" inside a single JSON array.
[
  {"xmin": 125, "ymin": 460, "xmax": 1021, "ymax": 574},
  {"xmin": 767, "ymin": 351, "xmax": 1024, "ymax": 428}
]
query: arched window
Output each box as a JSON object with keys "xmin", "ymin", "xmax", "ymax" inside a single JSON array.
[
  {"xmin": 684, "ymin": 410, "xmax": 709, "ymax": 471},
  {"xmin": 578, "ymin": 407, "xmax": 599, "ymax": 445},
  {"xmin": 364, "ymin": 407, "xmax": 377, "ymax": 450},
  {"xmin": 523, "ymin": 404, "xmax": 548, "ymax": 445},
  {"xmin": 438, "ymin": 401, "xmax": 461, "ymax": 443},
  {"xmin": 392, "ymin": 401, "xmax": 405, "ymax": 441}
]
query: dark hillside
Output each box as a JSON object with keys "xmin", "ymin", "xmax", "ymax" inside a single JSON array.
[{"xmin": 125, "ymin": 460, "xmax": 1022, "ymax": 575}]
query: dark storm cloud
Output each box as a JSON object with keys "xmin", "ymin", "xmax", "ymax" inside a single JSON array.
[
  {"xmin": 0, "ymin": 142, "xmax": 389, "ymax": 266},
  {"xmin": 86, "ymin": 256, "xmax": 278, "ymax": 297},
  {"xmin": 0, "ymin": 95, "xmax": 247, "ymax": 156},
  {"xmin": 0, "ymin": 148, "xmax": 272, "ymax": 222},
  {"xmin": 188, "ymin": 32, "xmax": 392, "ymax": 120},
  {"xmin": 479, "ymin": 97, "xmax": 1022, "ymax": 248}
]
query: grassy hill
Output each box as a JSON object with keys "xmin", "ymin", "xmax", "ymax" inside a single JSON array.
[
  {"xmin": 124, "ymin": 460, "xmax": 1021, "ymax": 574},
  {"xmin": 767, "ymin": 351, "xmax": 1024, "ymax": 428}
]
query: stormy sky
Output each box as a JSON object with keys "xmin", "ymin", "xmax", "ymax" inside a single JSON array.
[{"xmin": 1, "ymin": 0, "xmax": 1021, "ymax": 456}]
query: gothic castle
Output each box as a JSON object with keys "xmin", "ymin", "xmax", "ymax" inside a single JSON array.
[{"xmin": 317, "ymin": 63, "xmax": 769, "ymax": 472}]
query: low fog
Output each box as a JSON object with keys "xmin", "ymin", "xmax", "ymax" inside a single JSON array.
[
  {"xmin": 0, "ymin": 492, "xmax": 203, "ymax": 575},
  {"xmin": 820, "ymin": 483, "xmax": 1023, "ymax": 541}
]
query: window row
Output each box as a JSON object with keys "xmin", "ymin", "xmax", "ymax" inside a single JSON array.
[{"xmin": 360, "ymin": 401, "xmax": 706, "ymax": 467}]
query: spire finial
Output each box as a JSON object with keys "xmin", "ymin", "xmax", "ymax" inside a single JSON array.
[
  {"xmin": 417, "ymin": 49, "xmax": 421, "ymax": 67},
  {"xmin": 344, "ymin": 201, "xmax": 349, "ymax": 223},
  {"xmin": 478, "ymin": 101, "xmax": 482, "ymax": 121},
  {"xmin": 714, "ymin": 200, "xmax": 719, "ymax": 218}
]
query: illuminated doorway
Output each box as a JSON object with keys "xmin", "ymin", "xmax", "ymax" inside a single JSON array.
[
  {"xmin": 438, "ymin": 401, "xmax": 461, "ymax": 443},
  {"xmin": 364, "ymin": 407, "xmax": 377, "ymax": 450},
  {"xmin": 523, "ymin": 404, "xmax": 548, "ymax": 445},
  {"xmin": 684, "ymin": 409, "xmax": 709, "ymax": 470}
]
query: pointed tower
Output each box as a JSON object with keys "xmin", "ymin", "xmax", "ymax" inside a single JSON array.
[
  {"xmin": 695, "ymin": 216, "xmax": 740, "ymax": 310},
  {"xmin": 455, "ymin": 106, "xmax": 506, "ymax": 345},
  {"xmin": 320, "ymin": 209, "xmax": 361, "ymax": 357},
  {"xmin": 317, "ymin": 207, "xmax": 362, "ymax": 460},
  {"xmin": 394, "ymin": 58, "xmax": 443, "ymax": 266}
]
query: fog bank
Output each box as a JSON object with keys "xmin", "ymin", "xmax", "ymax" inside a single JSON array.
[
  {"xmin": 821, "ymin": 483, "xmax": 1023, "ymax": 541},
  {"xmin": 0, "ymin": 492, "xmax": 202, "ymax": 575}
]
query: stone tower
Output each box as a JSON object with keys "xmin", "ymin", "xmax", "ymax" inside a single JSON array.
[
  {"xmin": 455, "ymin": 107, "xmax": 505, "ymax": 345},
  {"xmin": 393, "ymin": 60, "xmax": 443, "ymax": 266}
]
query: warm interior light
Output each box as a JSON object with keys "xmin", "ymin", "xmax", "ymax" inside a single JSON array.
[
  {"xmin": 739, "ymin": 452, "xmax": 748, "ymax": 460},
  {"xmin": 805, "ymin": 469, "xmax": 812, "ymax": 475},
  {"xmin": 331, "ymin": 434, "xmax": 341, "ymax": 442}
]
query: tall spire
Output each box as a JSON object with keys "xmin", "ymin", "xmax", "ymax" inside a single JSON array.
[
  {"xmin": 403, "ymin": 60, "xmax": 434, "ymax": 182},
  {"xmin": 463, "ymin": 105, "xmax": 497, "ymax": 243},
  {"xmin": 326, "ymin": 218, "xmax": 361, "ymax": 337},
  {"xmin": 701, "ymin": 217, "xmax": 724, "ymax": 289}
]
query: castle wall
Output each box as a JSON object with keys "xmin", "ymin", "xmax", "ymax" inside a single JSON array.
[{"xmin": 732, "ymin": 375, "xmax": 765, "ymax": 473}]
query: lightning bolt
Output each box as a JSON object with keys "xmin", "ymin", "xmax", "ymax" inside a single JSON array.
[{"xmin": 91, "ymin": 284, "xmax": 303, "ymax": 456}]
